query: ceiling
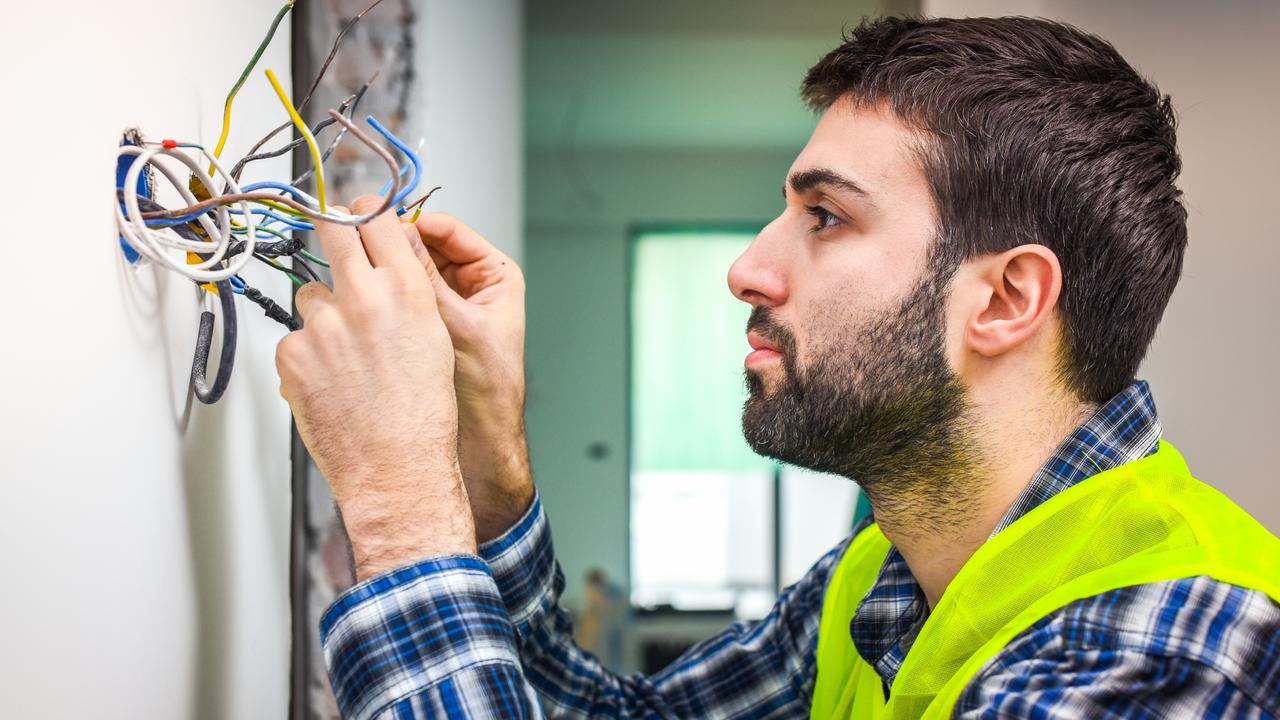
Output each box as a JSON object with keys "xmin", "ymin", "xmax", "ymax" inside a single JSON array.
[{"xmin": 525, "ymin": 0, "xmax": 907, "ymax": 150}]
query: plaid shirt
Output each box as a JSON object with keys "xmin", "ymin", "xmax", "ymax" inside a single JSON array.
[{"xmin": 322, "ymin": 381, "xmax": 1280, "ymax": 718}]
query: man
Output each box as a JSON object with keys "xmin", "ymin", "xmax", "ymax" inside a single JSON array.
[{"xmin": 275, "ymin": 16, "xmax": 1280, "ymax": 719}]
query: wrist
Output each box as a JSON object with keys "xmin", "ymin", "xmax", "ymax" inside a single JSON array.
[
  {"xmin": 457, "ymin": 427, "xmax": 535, "ymax": 542},
  {"xmin": 335, "ymin": 465, "xmax": 479, "ymax": 582}
]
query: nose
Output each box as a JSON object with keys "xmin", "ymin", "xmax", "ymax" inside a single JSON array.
[{"xmin": 728, "ymin": 217, "xmax": 789, "ymax": 308}]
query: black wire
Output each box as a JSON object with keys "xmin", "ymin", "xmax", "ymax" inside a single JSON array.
[
  {"xmin": 230, "ymin": 77, "xmax": 372, "ymax": 184},
  {"xmin": 242, "ymin": 283, "xmax": 302, "ymax": 331},
  {"xmin": 125, "ymin": 192, "xmax": 238, "ymax": 404},
  {"xmin": 290, "ymin": 76, "xmax": 373, "ymax": 187},
  {"xmin": 190, "ymin": 278, "xmax": 238, "ymax": 404},
  {"xmin": 228, "ymin": 237, "xmax": 303, "ymax": 259},
  {"xmin": 290, "ymin": 253, "xmax": 322, "ymax": 284},
  {"xmin": 253, "ymin": 251, "xmax": 310, "ymax": 285},
  {"xmin": 232, "ymin": 0, "xmax": 388, "ymax": 174}
]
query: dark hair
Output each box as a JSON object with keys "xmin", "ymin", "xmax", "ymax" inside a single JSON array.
[{"xmin": 802, "ymin": 16, "xmax": 1187, "ymax": 402}]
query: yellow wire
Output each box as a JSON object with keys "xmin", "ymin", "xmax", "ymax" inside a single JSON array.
[
  {"xmin": 206, "ymin": 2, "xmax": 294, "ymax": 175},
  {"xmin": 209, "ymin": 95, "xmax": 237, "ymax": 175},
  {"xmin": 264, "ymin": 68, "xmax": 327, "ymax": 213}
]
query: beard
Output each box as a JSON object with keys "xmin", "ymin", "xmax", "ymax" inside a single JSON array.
[{"xmin": 741, "ymin": 248, "xmax": 982, "ymax": 525}]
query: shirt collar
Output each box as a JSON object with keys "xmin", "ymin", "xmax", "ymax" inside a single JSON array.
[{"xmin": 849, "ymin": 379, "xmax": 1163, "ymax": 684}]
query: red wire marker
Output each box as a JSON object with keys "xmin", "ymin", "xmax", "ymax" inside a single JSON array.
[{"xmin": 161, "ymin": 139, "xmax": 179, "ymax": 149}]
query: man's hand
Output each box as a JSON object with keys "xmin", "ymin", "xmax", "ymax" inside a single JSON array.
[
  {"xmin": 275, "ymin": 196, "xmax": 476, "ymax": 581},
  {"xmin": 401, "ymin": 213, "xmax": 535, "ymax": 542}
]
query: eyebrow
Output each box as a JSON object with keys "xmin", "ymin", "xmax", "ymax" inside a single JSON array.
[{"xmin": 784, "ymin": 168, "xmax": 872, "ymax": 200}]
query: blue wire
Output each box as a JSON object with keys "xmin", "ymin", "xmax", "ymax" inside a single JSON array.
[
  {"xmin": 142, "ymin": 115, "xmax": 422, "ymax": 231},
  {"xmin": 368, "ymin": 114, "xmax": 422, "ymax": 206},
  {"xmin": 230, "ymin": 275, "xmax": 246, "ymax": 294},
  {"xmin": 376, "ymin": 158, "xmax": 412, "ymax": 196}
]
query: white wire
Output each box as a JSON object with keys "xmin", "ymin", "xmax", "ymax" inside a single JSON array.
[{"xmin": 115, "ymin": 144, "xmax": 257, "ymax": 283}]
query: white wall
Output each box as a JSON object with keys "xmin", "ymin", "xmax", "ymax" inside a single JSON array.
[
  {"xmin": 418, "ymin": 0, "xmax": 524, "ymax": 262},
  {"xmin": 921, "ymin": 0, "xmax": 1280, "ymax": 532},
  {"xmin": 0, "ymin": 3, "xmax": 295, "ymax": 718}
]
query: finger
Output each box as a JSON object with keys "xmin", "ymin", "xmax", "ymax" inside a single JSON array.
[
  {"xmin": 401, "ymin": 221, "xmax": 435, "ymax": 269},
  {"xmin": 314, "ymin": 204, "xmax": 370, "ymax": 289},
  {"xmin": 351, "ymin": 195, "xmax": 418, "ymax": 270},
  {"xmin": 414, "ymin": 212, "xmax": 497, "ymax": 266},
  {"xmin": 294, "ymin": 280, "xmax": 334, "ymax": 322},
  {"xmin": 401, "ymin": 223, "xmax": 465, "ymax": 311}
]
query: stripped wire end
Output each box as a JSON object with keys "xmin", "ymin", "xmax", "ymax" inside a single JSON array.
[{"xmin": 403, "ymin": 185, "xmax": 443, "ymax": 224}]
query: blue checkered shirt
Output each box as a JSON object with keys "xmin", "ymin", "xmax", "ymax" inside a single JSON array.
[{"xmin": 322, "ymin": 381, "xmax": 1280, "ymax": 718}]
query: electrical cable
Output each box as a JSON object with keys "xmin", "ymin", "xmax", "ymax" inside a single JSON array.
[
  {"xmin": 402, "ymin": 185, "xmax": 442, "ymax": 223},
  {"xmin": 209, "ymin": 1, "xmax": 295, "ymax": 173},
  {"xmin": 113, "ymin": 0, "xmax": 418, "ymax": 406},
  {"xmin": 137, "ymin": 111, "xmax": 413, "ymax": 228},
  {"xmin": 117, "ymin": 143, "xmax": 257, "ymax": 282},
  {"xmin": 190, "ymin": 278, "xmax": 238, "ymax": 404},
  {"xmin": 264, "ymin": 68, "xmax": 327, "ymax": 212},
  {"xmin": 290, "ymin": 76, "xmax": 375, "ymax": 187},
  {"xmin": 290, "ymin": 253, "xmax": 322, "ymax": 283},
  {"xmin": 253, "ymin": 252, "xmax": 308, "ymax": 286},
  {"xmin": 299, "ymin": 249, "xmax": 330, "ymax": 268},
  {"xmin": 243, "ymin": 284, "xmax": 301, "ymax": 331},
  {"xmin": 235, "ymin": 0, "xmax": 388, "ymax": 164},
  {"xmin": 227, "ymin": 85, "xmax": 363, "ymax": 183}
]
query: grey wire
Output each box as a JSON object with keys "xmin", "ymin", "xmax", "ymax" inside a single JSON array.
[
  {"xmin": 228, "ymin": 85, "xmax": 364, "ymax": 183},
  {"xmin": 290, "ymin": 80, "xmax": 372, "ymax": 187}
]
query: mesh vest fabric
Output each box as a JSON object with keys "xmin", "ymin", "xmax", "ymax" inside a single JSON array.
[{"xmin": 810, "ymin": 441, "xmax": 1280, "ymax": 719}]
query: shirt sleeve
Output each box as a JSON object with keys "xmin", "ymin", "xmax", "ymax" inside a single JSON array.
[{"xmin": 321, "ymin": 493, "xmax": 851, "ymax": 719}]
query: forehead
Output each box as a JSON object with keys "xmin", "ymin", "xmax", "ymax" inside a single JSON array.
[{"xmin": 790, "ymin": 97, "xmax": 934, "ymax": 208}]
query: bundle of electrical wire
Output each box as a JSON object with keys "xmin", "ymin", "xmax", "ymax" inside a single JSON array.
[
  {"xmin": 110, "ymin": 0, "xmax": 440, "ymax": 403},
  {"xmin": 117, "ymin": 108, "xmax": 422, "ymax": 279}
]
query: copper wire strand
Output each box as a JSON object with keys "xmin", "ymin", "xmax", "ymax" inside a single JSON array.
[
  {"xmin": 402, "ymin": 186, "xmax": 442, "ymax": 213},
  {"xmin": 233, "ymin": 0, "xmax": 388, "ymax": 167},
  {"xmin": 142, "ymin": 110, "xmax": 401, "ymax": 225}
]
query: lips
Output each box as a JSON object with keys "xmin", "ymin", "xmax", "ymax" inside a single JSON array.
[
  {"xmin": 747, "ymin": 332, "xmax": 781, "ymax": 353},
  {"xmin": 745, "ymin": 331, "xmax": 783, "ymax": 369}
]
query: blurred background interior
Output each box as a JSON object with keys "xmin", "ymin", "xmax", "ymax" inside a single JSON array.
[{"xmin": 3, "ymin": 1, "xmax": 1276, "ymax": 718}]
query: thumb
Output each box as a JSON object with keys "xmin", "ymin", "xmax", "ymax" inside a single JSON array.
[{"xmin": 402, "ymin": 222, "xmax": 467, "ymax": 318}]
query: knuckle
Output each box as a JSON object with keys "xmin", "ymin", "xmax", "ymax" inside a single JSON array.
[
  {"xmin": 346, "ymin": 289, "xmax": 388, "ymax": 323},
  {"xmin": 351, "ymin": 194, "xmax": 384, "ymax": 216}
]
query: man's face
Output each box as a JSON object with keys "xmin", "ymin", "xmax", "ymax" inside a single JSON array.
[{"xmin": 729, "ymin": 97, "xmax": 973, "ymax": 486}]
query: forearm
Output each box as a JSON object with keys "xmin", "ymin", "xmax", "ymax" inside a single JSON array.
[{"xmin": 458, "ymin": 421, "xmax": 536, "ymax": 543}]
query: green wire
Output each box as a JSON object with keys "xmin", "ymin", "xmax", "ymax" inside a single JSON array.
[
  {"xmin": 211, "ymin": 1, "xmax": 295, "ymax": 165},
  {"xmin": 300, "ymin": 249, "xmax": 330, "ymax": 268},
  {"xmin": 253, "ymin": 224, "xmax": 291, "ymax": 242}
]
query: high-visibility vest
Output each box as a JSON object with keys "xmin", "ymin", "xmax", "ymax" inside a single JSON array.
[{"xmin": 810, "ymin": 440, "xmax": 1280, "ymax": 719}]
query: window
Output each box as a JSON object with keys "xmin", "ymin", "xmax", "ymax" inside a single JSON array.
[{"xmin": 629, "ymin": 228, "xmax": 868, "ymax": 619}]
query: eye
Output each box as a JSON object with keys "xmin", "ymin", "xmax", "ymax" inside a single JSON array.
[{"xmin": 805, "ymin": 205, "xmax": 841, "ymax": 233}]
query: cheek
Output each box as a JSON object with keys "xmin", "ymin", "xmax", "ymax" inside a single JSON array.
[{"xmin": 789, "ymin": 280, "xmax": 874, "ymax": 366}]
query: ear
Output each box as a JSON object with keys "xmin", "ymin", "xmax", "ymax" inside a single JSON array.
[{"xmin": 966, "ymin": 244, "xmax": 1062, "ymax": 358}]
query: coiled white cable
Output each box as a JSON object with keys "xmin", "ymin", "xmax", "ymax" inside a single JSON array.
[{"xmin": 115, "ymin": 143, "xmax": 257, "ymax": 282}]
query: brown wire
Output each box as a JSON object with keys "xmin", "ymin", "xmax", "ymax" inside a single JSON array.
[
  {"xmin": 141, "ymin": 110, "xmax": 401, "ymax": 226},
  {"xmin": 402, "ymin": 186, "xmax": 443, "ymax": 214}
]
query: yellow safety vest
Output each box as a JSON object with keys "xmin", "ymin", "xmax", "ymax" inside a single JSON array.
[{"xmin": 810, "ymin": 440, "xmax": 1280, "ymax": 719}]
